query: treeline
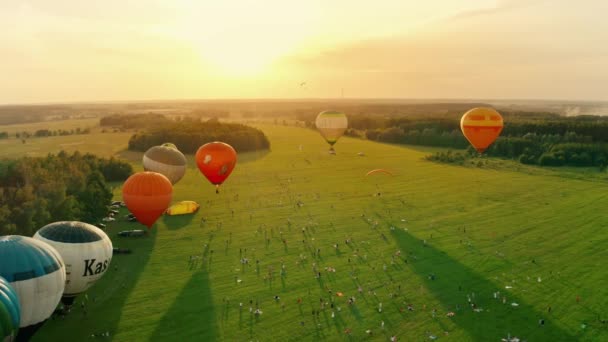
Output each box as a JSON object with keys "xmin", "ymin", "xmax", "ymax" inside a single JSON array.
[
  {"xmin": 487, "ymin": 136, "xmax": 608, "ymax": 168},
  {"xmin": 100, "ymin": 113, "xmax": 170, "ymax": 129},
  {"xmin": 361, "ymin": 112, "xmax": 608, "ymax": 143},
  {"xmin": 350, "ymin": 111, "xmax": 608, "ymax": 168},
  {"xmin": 32, "ymin": 128, "xmax": 91, "ymax": 137},
  {"xmin": 0, "ymin": 129, "xmax": 91, "ymax": 139},
  {"xmin": 128, "ymin": 119, "xmax": 270, "ymax": 153},
  {"xmin": 0, "ymin": 152, "xmax": 133, "ymax": 236}
]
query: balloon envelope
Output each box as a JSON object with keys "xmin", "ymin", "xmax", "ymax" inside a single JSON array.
[
  {"xmin": 315, "ymin": 111, "xmax": 348, "ymax": 148},
  {"xmin": 122, "ymin": 172, "xmax": 173, "ymax": 228},
  {"xmin": 460, "ymin": 107, "xmax": 504, "ymax": 153},
  {"xmin": 33, "ymin": 221, "xmax": 113, "ymax": 305},
  {"xmin": 195, "ymin": 142, "xmax": 237, "ymax": 192},
  {"xmin": 0, "ymin": 276, "xmax": 20, "ymax": 341},
  {"xmin": 165, "ymin": 201, "xmax": 200, "ymax": 216},
  {"xmin": 143, "ymin": 145, "xmax": 187, "ymax": 185},
  {"xmin": 0, "ymin": 236, "xmax": 65, "ymax": 335}
]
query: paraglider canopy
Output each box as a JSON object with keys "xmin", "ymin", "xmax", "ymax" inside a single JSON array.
[
  {"xmin": 315, "ymin": 110, "xmax": 348, "ymax": 151},
  {"xmin": 460, "ymin": 107, "xmax": 504, "ymax": 153},
  {"xmin": 195, "ymin": 141, "xmax": 237, "ymax": 193},
  {"xmin": 161, "ymin": 142, "xmax": 178, "ymax": 150},
  {"xmin": 366, "ymin": 169, "xmax": 393, "ymax": 177},
  {"xmin": 122, "ymin": 172, "xmax": 173, "ymax": 229}
]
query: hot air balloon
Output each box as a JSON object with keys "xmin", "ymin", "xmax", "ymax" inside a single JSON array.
[
  {"xmin": 460, "ymin": 107, "xmax": 504, "ymax": 154},
  {"xmin": 315, "ymin": 110, "xmax": 348, "ymax": 152},
  {"xmin": 366, "ymin": 169, "xmax": 394, "ymax": 177},
  {"xmin": 195, "ymin": 142, "xmax": 237, "ymax": 193},
  {"xmin": 165, "ymin": 201, "xmax": 200, "ymax": 216},
  {"xmin": 142, "ymin": 144, "xmax": 187, "ymax": 185},
  {"xmin": 0, "ymin": 236, "xmax": 65, "ymax": 341},
  {"xmin": 122, "ymin": 172, "xmax": 173, "ymax": 228},
  {"xmin": 0, "ymin": 276, "xmax": 20, "ymax": 342},
  {"xmin": 33, "ymin": 221, "xmax": 113, "ymax": 307}
]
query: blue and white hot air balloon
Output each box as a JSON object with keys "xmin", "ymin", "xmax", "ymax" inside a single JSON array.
[
  {"xmin": 0, "ymin": 276, "xmax": 20, "ymax": 342},
  {"xmin": 0, "ymin": 236, "xmax": 65, "ymax": 341},
  {"xmin": 34, "ymin": 221, "xmax": 113, "ymax": 306}
]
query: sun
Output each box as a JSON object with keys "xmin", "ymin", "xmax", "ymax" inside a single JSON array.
[
  {"xmin": 173, "ymin": 1, "xmax": 317, "ymax": 77},
  {"xmin": 196, "ymin": 37, "xmax": 284, "ymax": 77}
]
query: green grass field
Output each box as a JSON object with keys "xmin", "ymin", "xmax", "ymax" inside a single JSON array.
[{"xmin": 14, "ymin": 124, "xmax": 608, "ymax": 341}]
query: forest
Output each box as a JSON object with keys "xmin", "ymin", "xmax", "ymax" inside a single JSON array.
[
  {"xmin": 128, "ymin": 118, "xmax": 270, "ymax": 153},
  {"xmin": 325, "ymin": 111, "xmax": 608, "ymax": 168},
  {"xmin": 0, "ymin": 152, "xmax": 133, "ymax": 236}
]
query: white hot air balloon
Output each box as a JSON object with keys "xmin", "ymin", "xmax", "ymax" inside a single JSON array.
[
  {"xmin": 34, "ymin": 221, "xmax": 113, "ymax": 306},
  {"xmin": 142, "ymin": 144, "xmax": 187, "ymax": 185}
]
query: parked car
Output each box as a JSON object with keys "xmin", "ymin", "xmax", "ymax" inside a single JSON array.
[
  {"xmin": 113, "ymin": 247, "xmax": 133, "ymax": 254},
  {"xmin": 117, "ymin": 230, "xmax": 146, "ymax": 237}
]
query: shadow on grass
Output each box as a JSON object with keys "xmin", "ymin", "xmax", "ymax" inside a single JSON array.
[
  {"xmin": 390, "ymin": 229, "xmax": 576, "ymax": 341},
  {"xmin": 162, "ymin": 213, "xmax": 196, "ymax": 230},
  {"xmin": 150, "ymin": 271, "xmax": 217, "ymax": 341},
  {"xmin": 32, "ymin": 224, "xmax": 158, "ymax": 341}
]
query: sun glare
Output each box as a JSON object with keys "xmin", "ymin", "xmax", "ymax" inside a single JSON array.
[{"xmin": 173, "ymin": 1, "xmax": 318, "ymax": 77}]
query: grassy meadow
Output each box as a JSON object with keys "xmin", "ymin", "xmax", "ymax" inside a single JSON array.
[{"xmin": 2, "ymin": 123, "xmax": 605, "ymax": 341}]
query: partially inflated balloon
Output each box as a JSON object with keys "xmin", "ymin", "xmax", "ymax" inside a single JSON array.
[
  {"xmin": 0, "ymin": 276, "xmax": 20, "ymax": 341},
  {"xmin": 315, "ymin": 110, "xmax": 348, "ymax": 151},
  {"xmin": 34, "ymin": 221, "xmax": 113, "ymax": 306},
  {"xmin": 195, "ymin": 142, "xmax": 237, "ymax": 193},
  {"xmin": 460, "ymin": 107, "xmax": 504, "ymax": 153},
  {"xmin": 0, "ymin": 236, "xmax": 65, "ymax": 341},
  {"xmin": 143, "ymin": 144, "xmax": 187, "ymax": 185},
  {"xmin": 122, "ymin": 172, "xmax": 173, "ymax": 228}
]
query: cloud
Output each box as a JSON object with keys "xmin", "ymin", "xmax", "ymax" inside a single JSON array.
[{"xmin": 446, "ymin": 0, "xmax": 544, "ymax": 21}]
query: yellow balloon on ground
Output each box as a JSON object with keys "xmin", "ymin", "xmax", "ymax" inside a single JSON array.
[
  {"xmin": 315, "ymin": 110, "xmax": 348, "ymax": 151},
  {"xmin": 165, "ymin": 201, "xmax": 200, "ymax": 215}
]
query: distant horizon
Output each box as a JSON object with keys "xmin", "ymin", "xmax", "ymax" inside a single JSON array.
[{"xmin": 3, "ymin": 97, "xmax": 608, "ymax": 107}]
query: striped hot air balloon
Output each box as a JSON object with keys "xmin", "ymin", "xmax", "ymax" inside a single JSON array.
[
  {"xmin": 460, "ymin": 107, "xmax": 504, "ymax": 153},
  {"xmin": 315, "ymin": 110, "xmax": 348, "ymax": 152},
  {"xmin": 122, "ymin": 172, "xmax": 173, "ymax": 229},
  {"xmin": 0, "ymin": 236, "xmax": 65, "ymax": 341},
  {"xmin": 0, "ymin": 276, "xmax": 20, "ymax": 342},
  {"xmin": 34, "ymin": 221, "xmax": 113, "ymax": 306},
  {"xmin": 142, "ymin": 144, "xmax": 187, "ymax": 185}
]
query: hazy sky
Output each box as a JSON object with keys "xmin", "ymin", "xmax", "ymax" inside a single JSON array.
[{"xmin": 2, "ymin": 0, "xmax": 608, "ymax": 103}]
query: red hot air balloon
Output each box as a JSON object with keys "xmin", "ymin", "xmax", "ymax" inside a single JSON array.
[
  {"xmin": 195, "ymin": 142, "xmax": 237, "ymax": 193},
  {"xmin": 122, "ymin": 172, "xmax": 173, "ymax": 229}
]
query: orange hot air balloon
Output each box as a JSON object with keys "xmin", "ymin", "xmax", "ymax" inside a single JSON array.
[
  {"xmin": 122, "ymin": 172, "xmax": 173, "ymax": 229},
  {"xmin": 195, "ymin": 142, "xmax": 237, "ymax": 193},
  {"xmin": 460, "ymin": 107, "xmax": 504, "ymax": 153}
]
